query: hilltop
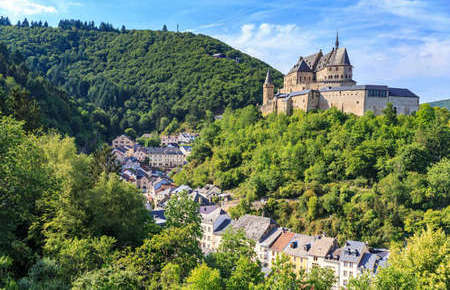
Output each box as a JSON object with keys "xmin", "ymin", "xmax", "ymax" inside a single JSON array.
[
  {"xmin": 0, "ymin": 21, "xmax": 283, "ymax": 144},
  {"xmin": 428, "ymin": 98, "xmax": 450, "ymax": 110}
]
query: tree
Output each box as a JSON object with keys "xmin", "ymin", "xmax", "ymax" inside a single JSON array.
[
  {"xmin": 0, "ymin": 116, "xmax": 52, "ymax": 276},
  {"xmin": 90, "ymin": 144, "xmax": 121, "ymax": 178},
  {"xmin": 17, "ymin": 258, "xmax": 68, "ymax": 290},
  {"xmin": 160, "ymin": 263, "xmax": 182, "ymax": 290},
  {"xmin": 375, "ymin": 227, "xmax": 449, "ymax": 289},
  {"xmin": 207, "ymin": 229, "xmax": 257, "ymax": 280},
  {"xmin": 22, "ymin": 18, "xmax": 29, "ymax": 27},
  {"xmin": 71, "ymin": 265, "xmax": 141, "ymax": 290},
  {"xmin": 121, "ymin": 25, "xmax": 126, "ymax": 33},
  {"xmin": 44, "ymin": 236, "xmax": 116, "ymax": 283},
  {"xmin": 226, "ymin": 256, "xmax": 263, "ymax": 290},
  {"xmin": 264, "ymin": 255, "xmax": 303, "ymax": 290},
  {"xmin": 184, "ymin": 263, "xmax": 222, "ymax": 290},
  {"xmin": 165, "ymin": 190, "xmax": 202, "ymax": 237},
  {"xmin": 128, "ymin": 226, "xmax": 202, "ymax": 282},
  {"xmin": 306, "ymin": 266, "xmax": 336, "ymax": 290},
  {"xmin": 124, "ymin": 128, "xmax": 137, "ymax": 139},
  {"xmin": 162, "ymin": 24, "xmax": 168, "ymax": 32}
]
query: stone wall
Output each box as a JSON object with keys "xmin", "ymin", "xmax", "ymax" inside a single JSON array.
[{"xmin": 319, "ymin": 89, "xmax": 366, "ymax": 116}]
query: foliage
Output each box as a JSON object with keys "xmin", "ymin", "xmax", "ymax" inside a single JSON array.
[
  {"xmin": 0, "ymin": 23, "xmax": 283, "ymax": 145},
  {"xmin": 306, "ymin": 266, "xmax": 337, "ymax": 290},
  {"xmin": 71, "ymin": 265, "xmax": 141, "ymax": 290},
  {"xmin": 0, "ymin": 43, "xmax": 95, "ymax": 150},
  {"xmin": 184, "ymin": 263, "xmax": 222, "ymax": 290},
  {"xmin": 206, "ymin": 229, "xmax": 257, "ymax": 279},
  {"xmin": 374, "ymin": 227, "xmax": 449, "ymax": 289},
  {"xmin": 264, "ymin": 255, "xmax": 304, "ymax": 290},
  {"xmin": 165, "ymin": 190, "xmax": 202, "ymax": 237},
  {"xmin": 177, "ymin": 105, "xmax": 450, "ymax": 246}
]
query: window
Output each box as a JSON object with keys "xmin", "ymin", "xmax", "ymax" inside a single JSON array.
[
  {"xmin": 349, "ymin": 271, "xmax": 353, "ymax": 277},
  {"xmin": 313, "ymin": 257, "xmax": 318, "ymax": 261}
]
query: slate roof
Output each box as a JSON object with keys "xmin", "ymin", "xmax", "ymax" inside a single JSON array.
[
  {"xmin": 265, "ymin": 69, "xmax": 273, "ymax": 84},
  {"xmin": 259, "ymin": 228, "xmax": 283, "ymax": 248},
  {"xmin": 308, "ymin": 236, "xmax": 337, "ymax": 257},
  {"xmin": 199, "ymin": 205, "xmax": 219, "ymax": 215},
  {"xmin": 232, "ymin": 215, "xmax": 277, "ymax": 242},
  {"xmin": 388, "ymin": 88, "xmax": 419, "ymax": 98},
  {"xmin": 146, "ymin": 147, "xmax": 183, "ymax": 155},
  {"xmin": 283, "ymin": 234, "xmax": 316, "ymax": 257},
  {"xmin": 339, "ymin": 240, "xmax": 367, "ymax": 264},
  {"xmin": 270, "ymin": 231, "xmax": 295, "ymax": 252},
  {"xmin": 150, "ymin": 210, "xmax": 166, "ymax": 225},
  {"xmin": 319, "ymin": 85, "xmax": 388, "ymax": 92}
]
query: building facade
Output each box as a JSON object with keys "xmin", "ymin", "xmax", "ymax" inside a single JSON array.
[{"xmin": 261, "ymin": 34, "xmax": 419, "ymax": 116}]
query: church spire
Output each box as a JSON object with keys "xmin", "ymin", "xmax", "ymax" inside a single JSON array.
[
  {"xmin": 264, "ymin": 69, "xmax": 272, "ymax": 84},
  {"xmin": 335, "ymin": 32, "xmax": 339, "ymax": 49}
]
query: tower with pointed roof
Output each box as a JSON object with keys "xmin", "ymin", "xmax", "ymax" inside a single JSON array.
[{"xmin": 263, "ymin": 69, "xmax": 274, "ymax": 105}]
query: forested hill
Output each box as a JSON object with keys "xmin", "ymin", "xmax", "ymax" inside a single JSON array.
[
  {"xmin": 0, "ymin": 22, "xmax": 283, "ymax": 142},
  {"xmin": 175, "ymin": 105, "xmax": 450, "ymax": 247},
  {"xmin": 0, "ymin": 43, "xmax": 94, "ymax": 144}
]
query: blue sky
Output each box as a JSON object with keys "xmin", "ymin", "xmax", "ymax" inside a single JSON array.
[{"xmin": 1, "ymin": 0, "xmax": 450, "ymax": 102}]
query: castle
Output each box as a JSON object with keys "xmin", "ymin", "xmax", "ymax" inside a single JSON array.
[{"xmin": 261, "ymin": 34, "xmax": 419, "ymax": 116}]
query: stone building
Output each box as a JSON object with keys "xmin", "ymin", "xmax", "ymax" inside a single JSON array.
[{"xmin": 261, "ymin": 34, "xmax": 419, "ymax": 116}]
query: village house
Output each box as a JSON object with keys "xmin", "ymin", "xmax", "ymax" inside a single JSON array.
[
  {"xmin": 232, "ymin": 215, "xmax": 279, "ymax": 267},
  {"xmin": 145, "ymin": 147, "xmax": 185, "ymax": 169},
  {"xmin": 112, "ymin": 135, "xmax": 135, "ymax": 148},
  {"xmin": 199, "ymin": 205, "xmax": 232, "ymax": 253}
]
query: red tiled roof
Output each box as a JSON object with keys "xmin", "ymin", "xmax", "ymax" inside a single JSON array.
[{"xmin": 270, "ymin": 231, "xmax": 295, "ymax": 252}]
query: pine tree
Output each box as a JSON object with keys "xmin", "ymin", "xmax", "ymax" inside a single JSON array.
[
  {"xmin": 162, "ymin": 24, "xmax": 168, "ymax": 32},
  {"xmin": 121, "ymin": 25, "xmax": 126, "ymax": 33},
  {"xmin": 22, "ymin": 18, "xmax": 29, "ymax": 27}
]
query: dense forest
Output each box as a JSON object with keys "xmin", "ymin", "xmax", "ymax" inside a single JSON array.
[
  {"xmin": 0, "ymin": 19, "xmax": 283, "ymax": 147},
  {"xmin": 0, "ymin": 43, "xmax": 96, "ymax": 147},
  {"xmin": 175, "ymin": 105, "xmax": 450, "ymax": 247}
]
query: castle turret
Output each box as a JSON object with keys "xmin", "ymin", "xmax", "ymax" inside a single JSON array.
[
  {"xmin": 263, "ymin": 69, "xmax": 274, "ymax": 105},
  {"xmin": 335, "ymin": 32, "xmax": 339, "ymax": 49}
]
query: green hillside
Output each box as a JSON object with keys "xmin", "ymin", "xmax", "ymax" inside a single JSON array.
[
  {"xmin": 0, "ymin": 43, "xmax": 95, "ymax": 147},
  {"xmin": 175, "ymin": 105, "xmax": 450, "ymax": 247},
  {"xmin": 0, "ymin": 22, "xmax": 283, "ymax": 142},
  {"xmin": 428, "ymin": 98, "xmax": 450, "ymax": 110}
]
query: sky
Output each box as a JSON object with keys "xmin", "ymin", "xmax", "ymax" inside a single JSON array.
[{"xmin": 1, "ymin": 0, "xmax": 450, "ymax": 102}]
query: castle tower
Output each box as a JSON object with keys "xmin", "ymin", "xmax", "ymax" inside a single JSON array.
[
  {"xmin": 263, "ymin": 69, "xmax": 274, "ymax": 105},
  {"xmin": 335, "ymin": 32, "xmax": 339, "ymax": 49}
]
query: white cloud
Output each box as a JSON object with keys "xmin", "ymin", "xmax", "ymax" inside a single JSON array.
[
  {"xmin": 0, "ymin": 0, "xmax": 57, "ymax": 15},
  {"xmin": 215, "ymin": 23, "xmax": 321, "ymax": 73}
]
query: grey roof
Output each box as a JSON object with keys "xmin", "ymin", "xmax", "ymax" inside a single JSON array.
[
  {"xmin": 259, "ymin": 228, "xmax": 283, "ymax": 248},
  {"xmin": 213, "ymin": 214, "xmax": 232, "ymax": 233},
  {"xmin": 388, "ymin": 87, "xmax": 419, "ymax": 98},
  {"xmin": 173, "ymin": 185, "xmax": 192, "ymax": 193},
  {"xmin": 283, "ymin": 234, "xmax": 316, "ymax": 257},
  {"xmin": 232, "ymin": 214, "xmax": 277, "ymax": 242},
  {"xmin": 289, "ymin": 90, "xmax": 311, "ymax": 97},
  {"xmin": 359, "ymin": 253, "xmax": 378, "ymax": 273},
  {"xmin": 150, "ymin": 210, "xmax": 166, "ymax": 225},
  {"xmin": 145, "ymin": 147, "xmax": 183, "ymax": 155},
  {"xmin": 320, "ymin": 85, "xmax": 388, "ymax": 92},
  {"xmin": 339, "ymin": 240, "xmax": 367, "ymax": 264},
  {"xmin": 265, "ymin": 69, "xmax": 273, "ymax": 84},
  {"xmin": 199, "ymin": 205, "xmax": 219, "ymax": 215},
  {"xmin": 308, "ymin": 236, "xmax": 337, "ymax": 257},
  {"xmin": 329, "ymin": 48, "xmax": 351, "ymax": 66}
]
